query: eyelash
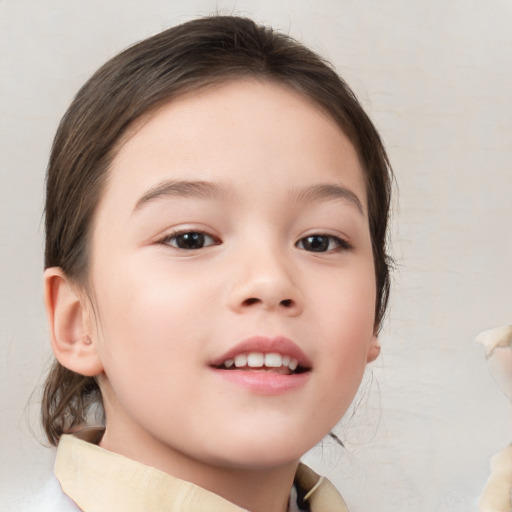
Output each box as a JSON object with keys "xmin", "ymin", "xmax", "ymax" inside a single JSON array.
[
  {"xmin": 295, "ymin": 234, "xmax": 352, "ymax": 253},
  {"xmin": 159, "ymin": 230, "xmax": 352, "ymax": 253},
  {"xmin": 160, "ymin": 230, "xmax": 220, "ymax": 250}
]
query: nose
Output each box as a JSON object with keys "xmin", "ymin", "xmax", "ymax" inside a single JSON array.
[{"xmin": 226, "ymin": 248, "xmax": 303, "ymax": 316}]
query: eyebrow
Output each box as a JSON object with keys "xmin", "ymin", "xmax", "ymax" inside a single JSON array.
[
  {"xmin": 133, "ymin": 179, "xmax": 364, "ymax": 215},
  {"xmin": 134, "ymin": 180, "xmax": 235, "ymax": 211},
  {"xmin": 291, "ymin": 183, "xmax": 365, "ymax": 215}
]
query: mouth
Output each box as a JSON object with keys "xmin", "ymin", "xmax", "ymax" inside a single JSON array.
[
  {"xmin": 212, "ymin": 352, "xmax": 310, "ymax": 375},
  {"xmin": 209, "ymin": 336, "xmax": 312, "ymax": 376}
]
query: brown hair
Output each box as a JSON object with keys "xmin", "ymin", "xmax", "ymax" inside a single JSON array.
[{"xmin": 42, "ymin": 15, "xmax": 393, "ymax": 445}]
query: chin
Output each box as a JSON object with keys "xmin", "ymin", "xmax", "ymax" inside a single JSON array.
[
  {"xmin": 212, "ymin": 450, "xmax": 303, "ymax": 471},
  {"xmin": 203, "ymin": 429, "xmax": 321, "ymax": 470}
]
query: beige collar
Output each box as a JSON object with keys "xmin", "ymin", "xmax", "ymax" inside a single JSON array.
[{"xmin": 55, "ymin": 429, "xmax": 349, "ymax": 511}]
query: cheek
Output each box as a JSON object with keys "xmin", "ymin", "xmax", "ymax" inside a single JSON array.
[
  {"xmin": 309, "ymin": 263, "xmax": 376, "ymax": 393},
  {"xmin": 312, "ymin": 262, "xmax": 377, "ymax": 338},
  {"xmin": 91, "ymin": 264, "xmax": 212, "ymax": 388},
  {"xmin": 92, "ymin": 286, "xmax": 203, "ymax": 425},
  {"xmin": 96, "ymin": 255, "xmax": 211, "ymax": 333}
]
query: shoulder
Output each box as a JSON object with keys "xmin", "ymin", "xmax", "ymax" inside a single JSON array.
[
  {"xmin": 2, "ymin": 479, "xmax": 80, "ymax": 512},
  {"xmin": 27, "ymin": 476, "xmax": 81, "ymax": 512}
]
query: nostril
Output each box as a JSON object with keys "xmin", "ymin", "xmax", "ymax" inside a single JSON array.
[
  {"xmin": 243, "ymin": 298, "xmax": 260, "ymax": 306},
  {"xmin": 239, "ymin": 297, "xmax": 296, "ymax": 309}
]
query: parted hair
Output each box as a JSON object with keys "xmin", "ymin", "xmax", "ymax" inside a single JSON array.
[{"xmin": 42, "ymin": 15, "xmax": 393, "ymax": 445}]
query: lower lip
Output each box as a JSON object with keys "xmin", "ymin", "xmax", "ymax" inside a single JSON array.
[{"xmin": 211, "ymin": 368, "xmax": 311, "ymax": 395}]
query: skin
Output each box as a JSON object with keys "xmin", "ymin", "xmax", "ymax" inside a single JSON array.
[{"xmin": 45, "ymin": 79, "xmax": 380, "ymax": 512}]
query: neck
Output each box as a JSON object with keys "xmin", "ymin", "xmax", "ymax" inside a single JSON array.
[{"xmin": 99, "ymin": 422, "xmax": 298, "ymax": 512}]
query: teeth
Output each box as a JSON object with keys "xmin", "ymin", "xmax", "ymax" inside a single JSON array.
[
  {"xmin": 264, "ymin": 353, "xmax": 282, "ymax": 367},
  {"xmin": 247, "ymin": 353, "xmax": 265, "ymax": 367},
  {"xmin": 223, "ymin": 352, "xmax": 301, "ymax": 372},
  {"xmin": 234, "ymin": 354, "xmax": 247, "ymax": 367}
]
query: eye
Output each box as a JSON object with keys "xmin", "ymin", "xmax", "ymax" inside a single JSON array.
[
  {"xmin": 296, "ymin": 234, "xmax": 350, "ymax": 253},
  {"xmin": 162, "ymin": 231, "xmax": 219, "ymax": 250}
]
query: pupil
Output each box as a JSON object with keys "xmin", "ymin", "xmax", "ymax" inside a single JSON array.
[
  {"xmin": 306, "ymin": 235, "xmax": 328, "ymax": 252},
  {"xmin": 177, "ymin": 232, "xmax": 204, "ymax": 249}
]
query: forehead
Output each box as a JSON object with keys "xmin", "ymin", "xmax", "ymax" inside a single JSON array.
[{"xmin": 104, "ymin": 79, "xmax": 366, "ymax": 211}]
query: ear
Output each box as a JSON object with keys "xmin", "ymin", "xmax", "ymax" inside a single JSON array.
[
  {"xmin": 366, "ymin": 335, "xmax": 381, "ymax": 363},
  {"xmin": 44, "ymin": 267, "xmax": 103, "ymax": 376}
]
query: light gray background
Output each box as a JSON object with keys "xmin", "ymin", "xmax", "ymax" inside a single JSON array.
[{"xmin": 1, "ymin": 1, "xmax": 511, "ymax": 511}]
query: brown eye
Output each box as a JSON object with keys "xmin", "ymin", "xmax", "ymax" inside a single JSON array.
[
  {"xmin": 296, "ymin": 235, "xmax": 348, "ymax": 252},
  {"xmin": 164, "ymin": 231, "xmax": 217, "ymax": 250}
]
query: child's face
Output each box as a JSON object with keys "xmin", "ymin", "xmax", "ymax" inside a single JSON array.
[{"xmin": 84, "ymin": 80, "xmax": 379, "ymax": 470}]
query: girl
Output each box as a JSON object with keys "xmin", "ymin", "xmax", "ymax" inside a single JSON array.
[{"xmin": 41, "ymin": 15, "xmax": 392, "ymax": 512}]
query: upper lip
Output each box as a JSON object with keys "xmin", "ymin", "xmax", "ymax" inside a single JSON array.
[{"xmin": 210, "ymin": 335, "xmax": 312, "ymax": 369}]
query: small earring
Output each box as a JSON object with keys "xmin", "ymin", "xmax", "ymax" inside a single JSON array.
[{"xmin": 83, "ymin": 335, "xmax": 92, "ymax": 345}]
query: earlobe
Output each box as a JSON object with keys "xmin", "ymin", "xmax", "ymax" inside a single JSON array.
[
  {"xmin": 366, "ymin": 335, "xmax": 381, "ymax": 363},
  {"xmin": 44, "ymin": 268, "xmax": 103, "ymax": 377}
]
